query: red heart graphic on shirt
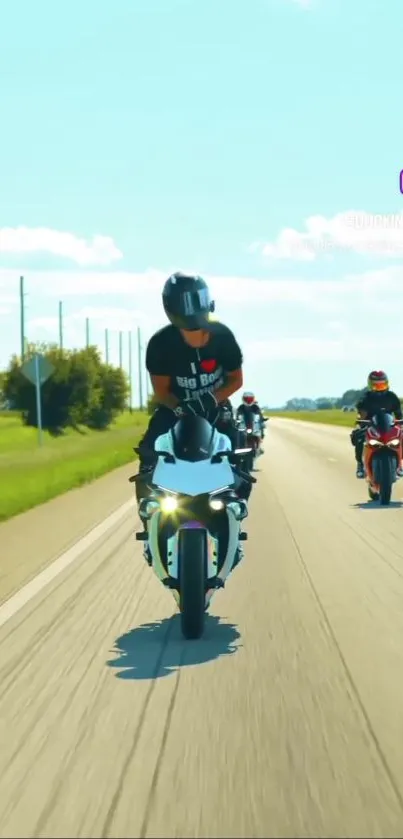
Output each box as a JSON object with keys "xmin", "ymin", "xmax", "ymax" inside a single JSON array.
[{"xmin": 200, "ymin": 359, "xmax": 217, "ymax": 373}]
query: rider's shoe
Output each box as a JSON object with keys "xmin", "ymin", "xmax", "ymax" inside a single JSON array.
[{"xmin": 356, "ymin": 463, "xmax": 365, "ymax": 478}]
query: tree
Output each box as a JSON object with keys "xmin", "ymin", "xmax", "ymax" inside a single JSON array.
[
  {"xmin": 86, "ymin": 363, "xmax": 129, "ymax": 429},
  {"xmin": 337, "ymin": 388, "xmax": 365, "ymax": 408},
  {"xmin": 0, "ymin": 371, "xmax": 6, "ymax": 407},
  {"xmin": 3, "ymin": 343, "xmax": 128, "ymax": 431},
  {"xmin": 315, "ymin": 397, "xmax": 337, "ymax": 410}
]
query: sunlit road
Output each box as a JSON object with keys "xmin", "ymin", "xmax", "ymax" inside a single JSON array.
[{"xmin": 2, "ymin": 418, "xmax": 403, "ymax": 838}]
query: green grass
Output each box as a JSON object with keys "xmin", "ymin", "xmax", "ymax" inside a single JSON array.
[
  {"xmin": 267, "ymin": 409, "xmax": 356, "ymax": 427},
  {"xmin": 0, "ymin": 411, "xmax": 148, "ymax": 522}
]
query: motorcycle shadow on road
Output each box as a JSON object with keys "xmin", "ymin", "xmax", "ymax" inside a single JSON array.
[
  {"xmin": 351, "ymin": 500, "xmax": 403, "ymax": 510},
  {"xmin": 106, "ymin": 614, "xmax": 241, "ymax": 681}
]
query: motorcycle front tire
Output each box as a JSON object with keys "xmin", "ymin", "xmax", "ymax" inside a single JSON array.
[{"xmin": 178, "ymin": 527, "xmax": 207, "ymax": 640}]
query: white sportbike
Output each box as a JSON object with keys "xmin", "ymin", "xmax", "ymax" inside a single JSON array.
[{"xmin": 130, "ymin": 414, "xmax": 255, "ymax": 640}]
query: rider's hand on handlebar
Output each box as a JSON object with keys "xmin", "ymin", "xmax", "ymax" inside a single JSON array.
[{"xmin": 180, "ymin": 392, "xmax": 219, "ymax": 421}]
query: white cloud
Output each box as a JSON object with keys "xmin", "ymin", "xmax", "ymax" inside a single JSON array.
[
  {"xmin": 247, "ymin": 335, "xmax": 403, "ymax": 363},
  {"xmin": 0, "ymin": 227, "xmax": 122, "ymax": 266},
  {"xmin": 2, "ymin": 264, "xmax": 403, "ymax": 321},
  {"xmin": 2, "ymin": 264, "xmax": 403, "ymax": 367},
  {"xmin": 260, "ymin": 211, "xmax": 403, "ymax": 260},
  {"xmin": 29, "ymin": 307, "xmax": 150, "ymax": 335}
]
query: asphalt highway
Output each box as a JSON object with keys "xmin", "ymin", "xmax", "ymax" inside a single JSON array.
[{"xmin": 1, "ymin": 418, "xmax": 403, "ymax": 838}]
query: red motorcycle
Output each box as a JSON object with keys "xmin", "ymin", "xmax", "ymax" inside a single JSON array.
[{"xmin": 362, "ymin": 411, "xmax": 403, "ymax": 504}]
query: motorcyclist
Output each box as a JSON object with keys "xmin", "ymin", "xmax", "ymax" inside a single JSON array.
[
  {"xmin": 351, "ymin": 370, "xmax": 403, "ymax": 478},
  {"xmin": 135, "ymin": 272, "xmax": 252, "ymax": 531},
  {"xmin": 236, "ymin": 392, "xmax": 266, "ymax": 452}
]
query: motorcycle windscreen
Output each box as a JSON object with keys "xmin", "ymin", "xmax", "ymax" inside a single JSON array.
[
  {"xmin": 152, "ymin": 456, "xmax": 235, "ymax": 496},
  {"xmin": 372, "ymin": 411, "xmax": 394, "ymax": 433},
  {"xmin": 172, "ymin": 415, "xmax": 215, "ymax": 462}
]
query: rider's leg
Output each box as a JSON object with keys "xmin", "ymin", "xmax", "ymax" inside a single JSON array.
[
  {"xmin": 214, "ymin": 420, "xmax": 250, "ymax": 574},
  {"xmin": 351, "ymin": 427, "xmax": 365, "ymax": 478},
  {"xmin": 355, "ymin": 436, "xmax": 365, "ymax": 477},
  {"xmin": 135, "ymin": 407, "xmax": 176, "ymax": 518},
  {"xmin": 216, "ymin": 419, "xmax": 252, "ymax": 502}
]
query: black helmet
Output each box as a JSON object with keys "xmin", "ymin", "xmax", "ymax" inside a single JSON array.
[{"xmin": 162, "ymin": 272, "xmax": 215, "ymax": 330}]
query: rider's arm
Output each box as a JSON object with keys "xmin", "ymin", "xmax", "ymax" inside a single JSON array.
[
  {"xmin": 149, "ymin": 375, "xmax": 180, "ymax": 410},
  {"xmin": 146, "ymin": 335, "xmax": 179, "ymax": 410},
  {"xmin": 213, "ymin": 326, "xmax": 243, "ymax": 403},
  {"xmin": 214, "ymin": 368, "xmax": 243, "ymax": 403},
  {"xmin": 356, "ymin": 396, "xmax": 368, "ymax": 419},
  {"xmin": 391, "ymin": 392, "xmax": 403, "ymax": 419}
]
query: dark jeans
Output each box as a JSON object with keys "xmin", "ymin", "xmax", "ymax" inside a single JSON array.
[
  {"xmin": 135, "ymin": 406, "xmax": 251, "ymax": 505},
  {"xmin": 351, "ymin": 426, "xmax": 365, "ymax": 464}
]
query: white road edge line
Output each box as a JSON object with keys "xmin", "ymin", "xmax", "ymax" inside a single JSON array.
[{"xmin": 0, "ymin": 498, "xmax": 135, "ymax": 631}]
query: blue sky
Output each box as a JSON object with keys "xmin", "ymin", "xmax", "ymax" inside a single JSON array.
[{"xmin": 1, "ymin": 0, "xmax": 403, "ymax": 406}]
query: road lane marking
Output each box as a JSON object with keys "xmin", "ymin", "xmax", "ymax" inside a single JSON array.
[{"xmin": 0, "ymin": 498, "xmax": 135, "ymax": 631}]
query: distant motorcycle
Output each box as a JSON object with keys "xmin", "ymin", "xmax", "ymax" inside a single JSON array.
[
  {"xmin": 236, "ymin": 414, "xmax": 265, "ymax": 472},
  {"xmin": 361, "ymin": 411, "xmax": 403, "ymax": 505},
  {"xmin": 130, "ymin": 414, "xmax": 255, "ymax": 640}
]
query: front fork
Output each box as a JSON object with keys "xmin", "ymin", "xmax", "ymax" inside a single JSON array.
[{"xmin": 140, "ymin": 501, "xmax": 248, "ymax": 608}]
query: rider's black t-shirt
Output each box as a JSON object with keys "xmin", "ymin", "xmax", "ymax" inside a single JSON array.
[
  {"xmin": 356, "ymin": 390, "xmax": 402, "ymax": 419},
  {"xmin": 146, "ymin": 322, "xmax": 243, "ymax": 402}
]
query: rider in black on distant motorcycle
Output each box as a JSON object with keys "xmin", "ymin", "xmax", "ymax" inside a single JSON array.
[
  {"xmin": 351, "ymin": 370, "xmax": 403, "ymax": 478},
  {"xmin": 135, "ymin": 272, "xmax": 252, "ymax": 531},
  {"xmin": 236, "ymin": 392, "xmax": 266, "ymax": 452}
]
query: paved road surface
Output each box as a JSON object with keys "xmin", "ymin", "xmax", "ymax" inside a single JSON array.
[{"xmin": 2, "ymin": 418, "xmax": 403, "ymax": 838}]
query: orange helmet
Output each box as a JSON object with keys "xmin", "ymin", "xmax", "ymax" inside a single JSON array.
[
  {"xmin": 242, "ymin": 391, "xmax": 255, "ymax": 406},
  {"xmin": 367, "ymin": 370, "xmax": 389, "ymax": 393}
]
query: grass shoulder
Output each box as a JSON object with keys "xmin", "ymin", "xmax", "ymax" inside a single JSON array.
[{"xmin": 0, "ymin": 410, "xmax": 148, "ymax": 522}]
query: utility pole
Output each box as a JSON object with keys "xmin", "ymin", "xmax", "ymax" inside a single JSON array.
[
  {"xmin": 58, "ymin": 301, "xmax": 63, "ymax": 350},
  {"xmin": 119, "ymin": 331, "xmax": 123, "ymax": 369},
  {"xmin": 145, "ymin": 340, "xmax": 150, "ymax": 403},
  {"xmin": 128, "ymin": 330, "xmax": 133, "ymax": 413},
  {"xmin": 105, "ymin": 328, "xmax": 109, "ymax": 364},
  {"xmin": 20, "ymin": 276, "xmax": 25, "ymax": 361},
  {"xmin": 137, "ymin": 326, "xmax": 143, "ymax": 410},
  {"xmin": 85, "ymin": 317, "xmax": 90, "ymax": 348}
]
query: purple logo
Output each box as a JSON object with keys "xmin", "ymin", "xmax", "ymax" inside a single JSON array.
[{"xmin": 400, "ymin": 170, "xmax": 403, "ymax": 194}]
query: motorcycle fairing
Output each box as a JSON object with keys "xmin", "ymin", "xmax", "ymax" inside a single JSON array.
[{"xmin": 153, "ymin": 425, "xmax": 235, "ymax": 497}]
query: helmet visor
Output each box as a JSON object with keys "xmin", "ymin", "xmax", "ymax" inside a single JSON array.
[
  {"xmin": 164, "ymin": 287, "xmax": 214, "ymax": 331},
  {"xmin": 243, "ymin": 395, "xmax": 254, "ymax": 405},
  {"xmin": 181, "ymin": 288, "xmax": 211, "ymax": 316},
  {"xmin": 371, "ymin": 380, "xmax": 388, "ymax": 392}
]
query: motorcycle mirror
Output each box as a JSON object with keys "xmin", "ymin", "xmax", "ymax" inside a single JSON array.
[{"xmin": 211, "ymin": 450, "xmax": 232, "ymax": 464}]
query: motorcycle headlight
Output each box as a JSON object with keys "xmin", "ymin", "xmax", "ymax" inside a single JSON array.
[
  {"xmin": 209, "ymin": 498, "xmax": 225, "ymax": 511},
  {"xmin": 388, "ymin": 439, "xmax": 400, "ymax": 447},
  {"xmin": 160, "ymin": 496, "xmax": 178, "ymax": 513},
  {"xmin": 368, "ymin": 439, "xmax": 382, "ymax": 446}
]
